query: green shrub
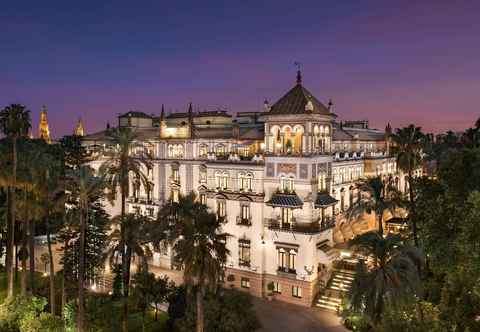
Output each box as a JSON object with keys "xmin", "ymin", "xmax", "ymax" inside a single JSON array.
[{"xmin": 0, "ymin": 296, "xmax": 65, "ymax": 332}]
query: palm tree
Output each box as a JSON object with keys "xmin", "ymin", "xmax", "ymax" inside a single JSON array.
[
  {"xmin": 37, "ymin": 144, "xmax": 65, "ymax": 314},
  {"xmin": 67, "ymin": 166, "xmax": 106, "ymax": 331},
  {"xmin": 0, "ymin": 104, "xmax": 31, "ymax": 298},
  {"xmin": 99, "ymin": 127, "xmax": 152, "ymax": 332},
  {"xmin": 391, "ymin": 125, "xmax": 425, "ymax": 245},
  {"xmin": 159, "ymin": 193, "xmax": 230, "ymax": 332},
  {"xmin": 347, "ymin": 176, "xmax": 402, "ymax": 236},
  {"xmin": 106, "ymin": 213, "xmax": 157, "ymax": 278},
  {"xmin": 348, "ymin": 231, "xmax": 423, "ymax": 324}
]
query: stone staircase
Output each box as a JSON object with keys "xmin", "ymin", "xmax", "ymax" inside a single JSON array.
[{"xmin": 316, "ymin": 269, "xmax": 355, "ymax": 312}]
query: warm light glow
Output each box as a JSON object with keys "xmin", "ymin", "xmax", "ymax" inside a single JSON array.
[
  {"xmin": 165, "ymin": 127, "xmax": 176, "ymax": 136},
  {"xmin": 340, "ymin": 251, "xmax": 351, "ymax": 258}
]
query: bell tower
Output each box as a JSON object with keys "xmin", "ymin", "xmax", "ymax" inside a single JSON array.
[
  {"xmin": 39, "ymin": 105, "xmax": 51, "ymax": 143},
  {"xmin": 74, "ymin": 118, "xmax": 85, "ymax": 136}
]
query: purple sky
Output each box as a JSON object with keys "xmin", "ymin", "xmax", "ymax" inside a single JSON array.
[{"xmin": 1, "ymin": 0, "xmax": 479, "ymax": 138}]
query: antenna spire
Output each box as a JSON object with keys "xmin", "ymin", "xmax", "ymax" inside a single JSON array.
[{"xmin": 294, "ymin": 61, "xmax": 302, "ymax": 84}]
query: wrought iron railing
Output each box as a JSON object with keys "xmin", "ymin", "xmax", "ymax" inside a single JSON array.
[{"xmin": 265, "ymin": 217, "xmax": 335, "ymax": 234}]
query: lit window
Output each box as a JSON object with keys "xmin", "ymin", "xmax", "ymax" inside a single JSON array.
[
  {"xmin": 292, "ymin": 286, "xmax": 302, "ymax": 298},
  {"xmin": 241, "ymin": 277, "xmax": 250, "ymax": 288},
  {"xmin": 215, "ymin": 171, "xmax": 228, "ymax": 190},
  {"xmin": 171, "ymin": 189, "xmax": 179, "ymax": 203},
  {"xmin": 277, "ymin": 247, "xmax": 296, "ymax": 273},
  {"xmin": 281, "ymin": 208, "xmax": 293, "ymax": 225},
  {"xmin": 273, "ymin": 282, "xmax": 281, "ymax": 294},
  {"xmin": 168, "ymin": 144, "xmax": 184, "ymax": 158},
  {"xmin": 241, "ymin": 205, "xmax": 250, "ymax": 221},
  {"xmin": 239, "ymin": 240, "xmax": 251, "ymax": 267},
  {"xmin": 238, "ymin": 173, "xmax": 253, "ymax": 191},
  {"xmin": 280, "ymin": 176, "xmax": 294, "ymax": 193},
  {"xmin": 217, "ymin": 200, "xmax": 226, "ymax": 218},
  {"xmin": 318, "ymin": 172, "xmax": 327, "ymax": 191},
  {"xmin": 215, "ymin": 144, "xmax": 225, "ymax": 156},
  {"xmin": 172, "ymin": 168, "xmax": 180, "ymax": 183},
  {"xmin": 199, "ymin": 144, "xmax": 208, "ymax": 157},
  {"xmin": 200, "ymin": 193, "xmax": 207, "ymax": 205}
]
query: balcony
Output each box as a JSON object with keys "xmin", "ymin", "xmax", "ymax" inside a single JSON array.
[
  {"xmin": 127, "ymin": 197, "xmax": 160, "ymax": 206},
  {"xmin": 238, "ymin": 260, "xmax": 251, "ymax": 268},
  {"xmin": 265, "ymin": 217, "xmax": 335, "ymax": 234},
  {"xmin": 277, "ymin": 266, "xmax": 297, "ymax": 279},
  {"xmin": 236, "ymin": 216, "xmax": 252, "ymax": 226}
]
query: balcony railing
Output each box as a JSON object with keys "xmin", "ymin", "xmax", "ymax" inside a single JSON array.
[
  {"xmin": 277, "ymin": 267, "xmax": 297, "ymax": 279},
  {"xmin": 127, "ymin": 197, "xmax": 160, "ymax": 206},
  {"xmin": 265, "ymin": 217, "xmax": 335, "ymax": 234},
  {"xmin": 238, "ymin": 260, "xmax": 251, "ymax": 268},
  {"xmin": 236, "ymin": 216, "xmax": 252, "ymax": 226}
]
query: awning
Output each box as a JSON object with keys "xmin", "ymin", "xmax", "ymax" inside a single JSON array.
[
  {"xmin": 386, "ymin": 217, "xmax": 407, "ymax": 225},
  {"xmin": 315, "ymin": 192, "xmax": 338, "ymax": 208},
  {"xmin": 266, "ymin": 193, "xmax": 303, "ymax": 209}
]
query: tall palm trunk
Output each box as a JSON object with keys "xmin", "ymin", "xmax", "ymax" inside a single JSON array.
[
  {"xmin": 29, "ymin": 212, "xmax": 35, "ymax": 294},
  {"xmin": 61, "ymin": 238, "xmax": 69, "ymax": 310},
  {"xmin": 196, "ymin": 284, "xmax": 205, "ymax": 332},
  {"xmin": 77, "ymin": 200, "xmax": 87, "ymax": 332},
  {"xmin": 377, "ymin": 213, "xmax": 384, "ymax": 236},
  {"xmin": 45, "ymin": 196, "xmax": 56, "ymax": 315},
  {"xmin": 20, "ymin": 186, "xmax": 28, "ymax": 295},
  {"xmin": 120, "ymin": 185, "xmax": 128, "ymax": 332},
  {"xmin": 6, "ymin": 136, "xmax": 17, "ymax": 298},
  {"xmin": 408, "ymin": 170, "xmax": 418, "ymax": 246}
]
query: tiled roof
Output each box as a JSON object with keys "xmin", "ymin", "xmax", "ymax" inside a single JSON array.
[
  {"xmin": 119, "ymin": 111, "xmax": 152, "ymax": 119},
  {"xmin": 167, "ymin": 110, "xmax": 232, "ymax": 119},
  {"xmin": 266, "ymin": 193, "xmax": 303, "ymax": 208},
  {"xmin": 344, "ymin": 128, "xmax": 385, "ymax": 141},
  {"xmin": 332, "ymin": 128, "xmax": 353, "ymax": 141},
  {"xmin": 195, "ymin": 127, "xmax": 234, "ymax": 139},
  {"xmin": 268, "ymin": 83, "xmax": 331, "ymax": 116},
  {"xmin": 314, "ymin": 192, "xmax": 338, "ymax": 207},
  {"xmin": 239, "ymin": 127, "xmax": 264, "ymax": 140},
  {"xmin": 83, "ymin": 128, "xmax": 160, "ymax": 141}
]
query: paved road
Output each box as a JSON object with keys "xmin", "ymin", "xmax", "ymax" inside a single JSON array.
[{"xmin": 253, "ymin": 298, "xmax": 347, "ymax": 332}]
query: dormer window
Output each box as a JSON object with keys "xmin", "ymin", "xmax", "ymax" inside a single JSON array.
[{"xmin": 305, "ymin": 100, "xmax": 314, "ymax": 111}]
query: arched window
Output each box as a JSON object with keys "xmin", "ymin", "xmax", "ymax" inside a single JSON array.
[
  {"xmin": 198, "ymin": 144, "xmax": 208, "ymax": 157},
  {"xmin": 168, "ymin": 144, "xmax": 184, "ymax": 158},
  {"xmin": 238, "ymin": 173, "xmax": 253, "ymax": 192},
  {"xmin": 215, "ymin": 171, "xmax": 229, "ymax": 190},
  {"xmin": 280, "ymin": 176, "xmax": 295, "ymax": 193},
  {"xmin": 215, "ymin": 144, "xmax": 225, "ymax": 156}
]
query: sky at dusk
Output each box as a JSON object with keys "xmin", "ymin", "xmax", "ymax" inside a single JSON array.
[{"xmin": 1, "ymin": 0, "xmax": 479, "ymax": 138}]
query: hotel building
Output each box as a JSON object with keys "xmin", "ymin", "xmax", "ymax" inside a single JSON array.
[{"xmin": 83, "ymin": 72, "xmax": 407, "ymax": 307}]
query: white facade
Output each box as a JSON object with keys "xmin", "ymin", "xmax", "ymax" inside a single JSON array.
[{"xmin": 83, "ymin": 75, "xmax": 407, "ymax": 306}]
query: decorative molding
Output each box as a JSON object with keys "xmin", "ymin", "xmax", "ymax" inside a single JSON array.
[
  {"xmin": 299, "ymin": 164, "xmax": 308, "ymax": 179},
  {"xmin": 277, "ymin": 163, "xmax": 297, "ymax": 174}
]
